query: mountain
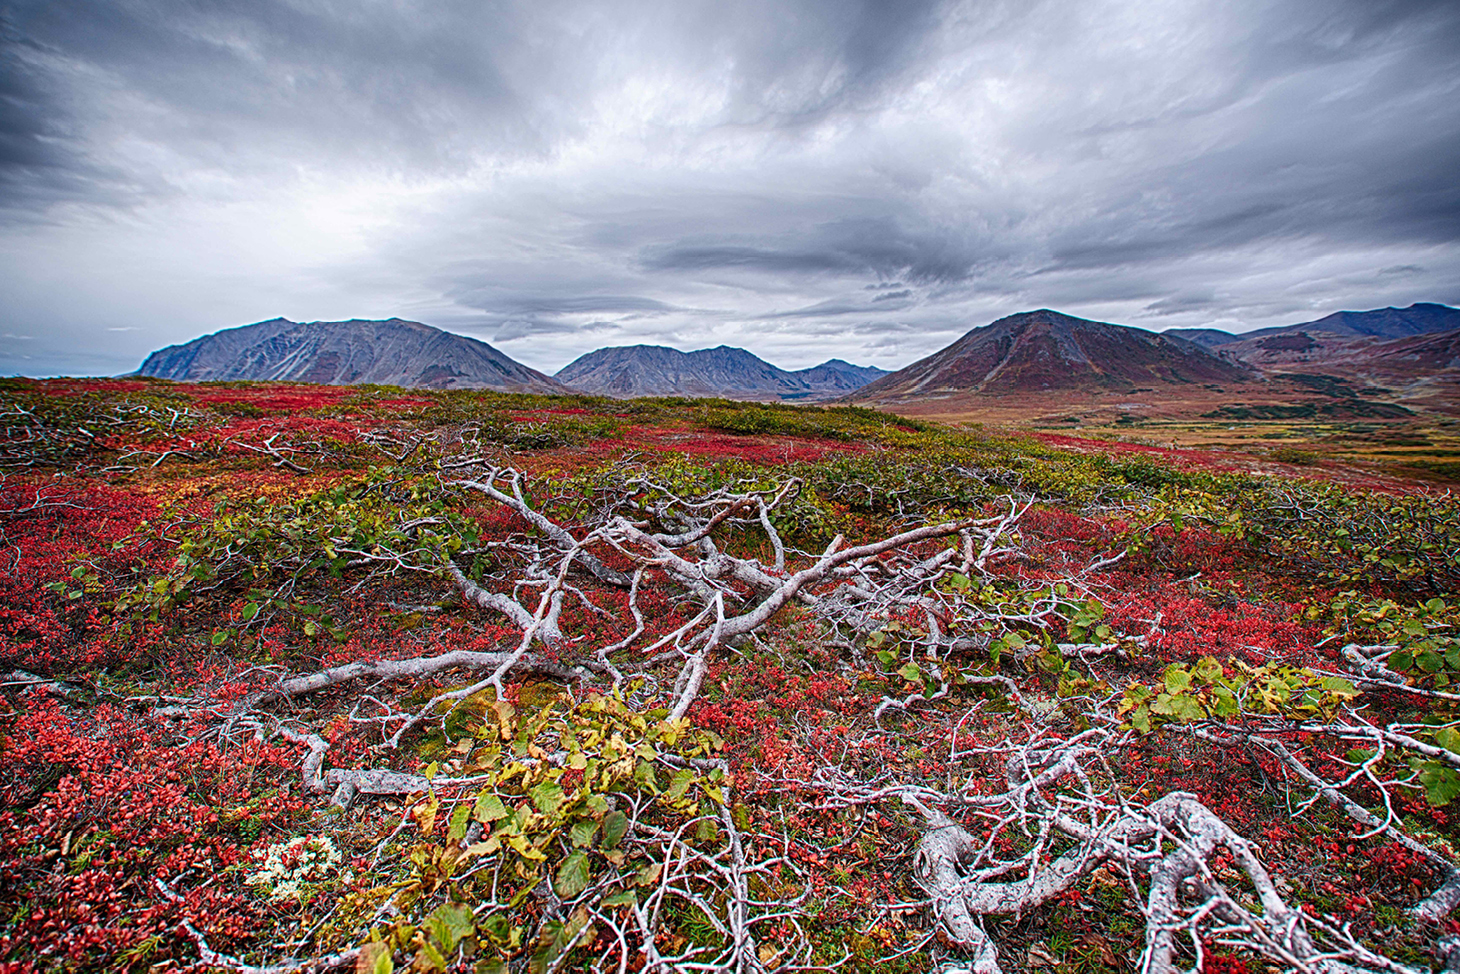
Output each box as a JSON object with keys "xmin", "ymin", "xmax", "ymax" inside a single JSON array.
[
  {"xmin": 1166, "ymin": 303, "xmax": 1459, "ymax": 349},
  {"xmin": 135, "ymin": 318, "xmax": 571, "ymax": 393},
  {"xmin": 852, "ymin": 309, "xmax": 1251, "ymax": 402},
  {"xmin": 1163, "ymin": 327, "xmax": 1238, "ymax": 348},
  {"xmin": 553, "ymin": 345, "xmax": 887, "ymax": 400},
  {"xmin": 788, "ymin": 359, "xmax": 890, "ymax": 393},
  {"xmin": 1225, "ymin": 327, "xmax": 1460, "ymax": 387},
  {"xmin": 1242, "ymin": 303, "xmax": 1460, "ymax": 343},
  {"xmin": 1356, "ymin": 327, "xmax": 1460, "ymax": 374}
]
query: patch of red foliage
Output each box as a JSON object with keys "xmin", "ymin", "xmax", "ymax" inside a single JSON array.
[
  {"xmin": 1104, "ymin": 581, "xmax": 1311, "ymax": 663},
  {"xmin": 25, "ymin": 378, "xmax": 157, "ymax": 395},
  {"xmin": 191, "ymin": 387, "xmax": 353, "ymax": 413},
  {"xmin": 0, "ymin": 479, "xmax": 164, "ymax": 672},
  {"xmin": 0, "ymin": 693, "xmax": 307, "ymax": 967}
]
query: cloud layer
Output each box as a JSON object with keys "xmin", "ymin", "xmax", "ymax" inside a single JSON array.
[{"xmin": 3, "ymin": 0, "xmax": 1458, "ymax": 376}]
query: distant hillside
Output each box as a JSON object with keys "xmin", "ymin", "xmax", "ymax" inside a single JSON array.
[
  {"xmin": 1166, "ymin": 303, "xmax": 1459, "ymax": 349},
  {"xmin": 1163, "ymin": 327, "xmax": 1238, "ymax": 348},
  {"xmin": 853, "ymin": 309, "xmax": 1250, "ymax": 402},
  {"xmin": 1249, "ymin": 303, "xmax": 1460, "ymax": 342},
  {"xmin": 788, "ymin": 359, "xmax": 890, "ymax": 393},
  {"xmin": 135, "ymin": 318, "xmax": 570, "ymax": 393},
  {"xmin": 1221, "ymin": 326, "xmax": 1460, "ymax": 401},
  {"xmin": 554, "ymin": 345, "xmax": 887, "ymax": 400}
]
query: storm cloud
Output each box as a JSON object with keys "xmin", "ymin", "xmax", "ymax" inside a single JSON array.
[{"xmin": 2, "ymin": 0, "xmax": 1458, "ymax": 376}]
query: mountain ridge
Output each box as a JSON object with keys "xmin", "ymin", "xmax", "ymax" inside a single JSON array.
[
  {"xmin": 135, "ymin": 317, "xmax": 570, "ymax": 394},
  {"xmin": 852, "ymin": 309, "xmax": 1251, "ymax": 403},
  {"xmin": 553, "ymin": 344, "xmax": 887, "ymax": 400},
  {"xmin": 1165, "ymin": 303, "xmax": 1460, "ymax": 347}
]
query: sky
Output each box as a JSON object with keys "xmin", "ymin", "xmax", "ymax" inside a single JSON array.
[{"xmin": 2, "ymin": 0, "xmax": 1458, "ymax": 378}]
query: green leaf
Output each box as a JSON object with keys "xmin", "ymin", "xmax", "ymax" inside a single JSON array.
[
  {"xmin": 416, "ymin": 940, "xmax": 447, "ymax": 973},
  {"xmin": 569, "ymin": 819, "xmax": 599, "ymax": 849},
  {"xmin": 896, "ymin": 662, "xmax": 921, "ymax": 682},
  {"xmin": 359, "ymin": 942, "xmax": 393, "ymax": 974},
  {"xmin": 601, "ymin": 890, "xmax": 637, "ymax": 908},
  {"xmin": 1163, "ymin": 666, "xmax": 1191, "ymax": 694},
  {"xmin": 473, "ymin": 792, "xmax": 509, "ymax": 823},
  {"xmin": 1319, "ymin": 676, "xmax": 1358, "ymax": 698},
  {"xmin": 1436, "ymin": 727, "xmax": 1460, "ymax": 756},
  {"xmin": 241, "ymin": 601, "xmax": 259, "ymax": 621},
  {"xmin": 1390, "ymin": 651, "xmax": 1414, "ymax": 672},
  {"xmin": 447, "ymin": 804, "xmax": 471, "ymax": 842},
  {"xmin": 1211, "ymin": 685, "xmax": 1239, "ymax": 718},
  {"xmin": 602, "ymin": 810, "xmax": 629, "ymax": 849},
  {"xmin": 506, "ymin": 834, "xmax": 546, "ymax": 861},
  {"xmin": 210, "ymin": 630, "xmax": 228, "ymax": 646},
  {"xmin": 424, "ymin": 903, "xmax": 474, "ymax": 953},
  {"xmin": 530, "ymin": 780, "xmax": 566, "ymax": 816},
  {"xmin": 1129, "ymin": 704, "xmax": 1152, "ymax": 734},
  {"xmin": 1150, "ymin": 692, "xmax": 1203, "ymax": 722},
  {"xmin": 664, "ymin": 768, "xmax": 696, "ymax": 803},
  {"xmin": 1417, "ymin": 762, "xmax": 1460, "ymax": 807},
  {"xmin": 554, "ymin": 850, "xmax": 592, "ymax": 898}
]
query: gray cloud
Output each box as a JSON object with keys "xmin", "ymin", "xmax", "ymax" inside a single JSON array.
[{"xmin": 2, "ymin": 0, "xmax": 1459, "ymax": 378}]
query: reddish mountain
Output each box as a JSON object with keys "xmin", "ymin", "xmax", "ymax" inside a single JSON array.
[{"xmin": 853, "ymin": 309, "xmax": 1251, "ymax": 402}]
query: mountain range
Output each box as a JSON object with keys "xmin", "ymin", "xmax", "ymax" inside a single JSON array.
[
  {"xmin": 554, "ymin": 345, "xmax": 886, "ymax": 399},
  {"xmin": 135, "ymin": 318, "xmax": 889, "ymax": 401},
  {"xmin": 133, "ymin": 303, "xmax": 1460, "ymax": 417},
  {"xmin": 849, "ymin": 304, "xmax": 1460, "ymax": 421},
  {"xmin": 1166, "ymin": 303, "xmax": 1460, "ymax": 347}
]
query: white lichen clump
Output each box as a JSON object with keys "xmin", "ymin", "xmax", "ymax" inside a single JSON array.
[{"xmin": 248, "ymin": 834, "xmax": 343, "ymax": 901}]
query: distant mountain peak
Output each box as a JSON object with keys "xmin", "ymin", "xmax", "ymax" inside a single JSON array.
[
  {"xmin": 554, "ymin": 344, "xmax": 886, "ymax": 400},
  {"xmin": 135, "ymin": 317, "xmax": 569, "ymax": 393},
  {"xmin": 854, "ymin": 309, "xmax": 1250, "ymax": 401}
]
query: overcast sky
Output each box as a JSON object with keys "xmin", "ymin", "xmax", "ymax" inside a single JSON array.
[{"xmin": 2, "ymin": 0, "xmax": 1458, "ymax": 377}]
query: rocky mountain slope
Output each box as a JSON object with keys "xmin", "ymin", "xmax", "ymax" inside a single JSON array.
[
  {"xmin": 135, "ymin": 318, "xmax": 570, "ymax": 393},
  {"xmin": 554, "ymin": 345, "xmax": 887, "ymax": 400},
  {"xmin": 852, "ymin": 309, "xmax": 1251, "ymax": 404}
]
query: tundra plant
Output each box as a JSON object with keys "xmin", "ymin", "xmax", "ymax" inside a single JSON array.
[{"xmin": 249, "ymin": 834, "xmax": 343, "ymax": 902}]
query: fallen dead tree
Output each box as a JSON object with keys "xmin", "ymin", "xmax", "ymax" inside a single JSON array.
[{"xmin": 889, "ymin": 729, "xmax": 1425, "ymax": 974}]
